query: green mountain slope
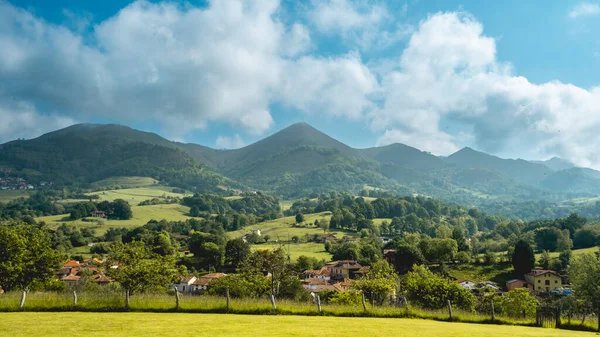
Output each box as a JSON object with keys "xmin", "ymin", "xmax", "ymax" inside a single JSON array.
[
  {"xmin": 445, "ymin": 147, "xmax": 554, "ymax": 186},
  {"xmin": 0, "ymin": 124, "xmax": 238, "ymax": 192}
]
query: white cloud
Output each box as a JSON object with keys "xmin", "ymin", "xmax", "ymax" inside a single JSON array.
[
  {"xmin": 369, "ymin": 11, "xmax": 600, "ymax": 169},
  {"xmin": 307, "ymin": 0, "xmax": 410, "ymax": 48},
  {"xmin": 0, "ymin": 101, "xmax": 75, "ymax": 142},
  {"xmin": 569, "ymin": 2, "xmax": 600, "ymax": 18},
  {"xmin": 216, "ymin": 134, "xmax": 246, "ymax": 149},
  {"xmin": 0, "ymin": 0, "xmax": 290, "ymax": 137},
  {"xmin": 280, "ymin": 53, "xmax": 377, "ymax": 119}
]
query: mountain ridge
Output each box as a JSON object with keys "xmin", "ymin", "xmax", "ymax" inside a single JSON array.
[{"xmin": 1, "ymin": 122, "xmax": 599, "ymax": 203}]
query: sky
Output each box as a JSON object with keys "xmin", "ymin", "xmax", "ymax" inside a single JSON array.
[{"xmin": 2, "ymin": 0, "xmax": 600, "ymax": 168}]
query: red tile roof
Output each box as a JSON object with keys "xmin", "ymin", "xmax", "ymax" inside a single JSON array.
[
  {"xmin": 64, "ymin": 260, "xmax": 80, "ymax": 268},
  {"xmin": 526, "ymin": 270, "xmax": 561, "ymax": 277},
  {"xmin": 193, "ymin": 273, "xmax": 226, "ymax": 286}
]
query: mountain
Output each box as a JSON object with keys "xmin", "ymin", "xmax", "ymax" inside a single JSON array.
[
  {"xmin": 0, "ymin": 124, "xmax": 238, "ymax": 192},
  {"xmin": 532, "ymin": 157, "xmax": 576, "ymax": 171},
  {"xmin": 4, "ymin": 122, "xmax": 600, "ymax": 206},
  {"xmin": 445, "ymin": 147, "xmax": 554, "ymax": 185}
]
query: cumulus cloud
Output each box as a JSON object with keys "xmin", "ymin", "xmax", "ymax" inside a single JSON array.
[
  {"xmin": 307, "ymin": 0, "xmax": 411, "ymax": 48},
  {"xmin": 0, "ymin": 0, "xmax": 290, "ymax": 137},
  {"xmin": 569, "ymin": 2, "xmax": 600, "ymax": 18},
  {"xmin": 0, "ymin": 101, "xmax": 75, "ymax": 142},
  {"xmin": 215, "ymin": 134, "xmax": 246, "ymax": 149},
  {"xmin": 371, "ymin": 12, "xmax": 600, "ymax": 169}
]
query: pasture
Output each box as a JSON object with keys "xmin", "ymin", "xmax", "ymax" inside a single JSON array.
[
  {"xmin": 88, "ymin": 186, "xmax": 187, "ymax": 204},
  {"xmin": 227, "ymin": 212, "xmax": 341, "ymax": 240},
  {"xmin": 252, "ymin": 242, "xmax": 331, "ymax": 260},
  {"xmin": 0, "ymin": 190, "xmax": 29, "ymax": 202},
  {"xmin": 0, "ymin": 312, "xmax": 592, "ymax": 337},
  {"xmin": 91, "ymin": 176, "xmax": 160, "ymax": 188},
  {"xmin": 37, "ymin": 203, "xmax": 193, "ymax": 236}
]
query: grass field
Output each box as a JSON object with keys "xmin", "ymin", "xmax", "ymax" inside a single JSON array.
[
  {"xmin": 227, "ymin": 212, "xmax": 342, "ymax": 240},
  {"xmin": 37, "ymin": 203, "xmax": 193, "ymax": 236},
  {"xmin": 0, "ymin": 190, "xmax": 29, "ymax": 202},
  {"xmin": 252, "ymin": 242, "xmax": 331, "ymax": 260},
  {"xmin": 535, "ymin": 246, "xmax": 598, "ymax": 259},
  {"xmin": 88, "ymin": 187, "xmax": 187, "ymax": 204},
  {"xmin": 0, "ymin": 312, "xmax": 592, "ymax": 337},
  {"xmin": 91, "ymin": 176, "xmax": 160, "ymax": 188}
]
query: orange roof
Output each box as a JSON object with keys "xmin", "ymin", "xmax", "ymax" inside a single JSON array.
[
  {"xmin": 92, "ymin": 274, "xmax": 112, "ymax": 284},
  {"xmin": 64, "ymin": 260, "xmax": 80, "ymax": 267},
  {"xmin": 61, "ymin": 274, "xmax": 81, "ymax": 282},
  {"xmin": 303, "ymin": 278, "xmax": 329, "ymax": 286},
  {"xmin": 193, "ymin": 273, "xmax": 226, "ymax": 286}
]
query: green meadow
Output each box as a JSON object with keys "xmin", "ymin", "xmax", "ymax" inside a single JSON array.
[{"xmin": 0, "ymin": 312, "xmax": 593, "ymax": 337}]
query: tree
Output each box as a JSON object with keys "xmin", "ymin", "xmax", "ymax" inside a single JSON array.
[
  {"xmin": 242, "ymin": 248, "xmax": 288, "ymax": 295},
  {"xmin": 568, "ymin": 253, "xmax": 600, "ymax": 305},
  {"xmin": 539, "ymin": 250, "xmax": 551, "ymax": 270},
  {"xmin": 402, "ymin": 265, "xmax": 475, "ymax": 310},
  {"xmin": 111, "ymin": 199, "xmax": 133, "ymax": 220},
  {"xmin": 225, "ymin": 238, "xmax": 251, "ymax": 269},
  {"xmin": 500, "ymin": 288, "xmax": 539, "ymax": 318},
  {"xmin": 394, "ymin": 244, "xmax": 426, "ymax": 274},
  {"xmin": 107, "ymin": 241, "xmax": 177, "ymax": 294},
  {"xmin": 512, "ymin": 239, "xmax": 535, "ymax": 278},
  {"xmin": 352, "ymin": 260, "xmax": 398, "ymax": 305},
  {"xmin": 263, "ymin": 235, "xmax": 271, "ymax": 243},
  {"xmin": 0, "ymin": 224, "xmax": 63, "ymax": 291},
  {"xmin": 295, "ymin": 213, "xmax": 304, "ymax": 224}
]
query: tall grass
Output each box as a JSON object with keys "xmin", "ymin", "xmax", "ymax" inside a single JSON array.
[{"xmin": 0, "ymin": 291, "xmax": 596, "ymax": 333}]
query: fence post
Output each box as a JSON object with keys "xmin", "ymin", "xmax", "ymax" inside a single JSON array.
[
  {"xmin": 597, "ymin": 302, "xmax": 600, "ymax": 332},
  {"xmin": 270, "ymin": 294, "xmax": 277, "ymax": 310},
  {"xmin": 174, "ymin": 287, "xmax": 180, "ymax": 310},
  {"xmin": 447, "ymin": 300, "xmax": 453, "ymax": 321},
  {"xmin": 490, "ymin": 299, "xmax": 495, "ymax": 322},
  {"xmin": 536, "ymin": 309, "xmax": 540, "ymax": 327},
  {"xmin": 403, "ymin": 296, "xmax": 409, "ymax": 310},
  {"xmin": 226, "ymin": 288, "xmax": 231, "ymax": 312},
  {"xmin": 19, "ymin": 291, "xmax": 26, "ymax": 309},
  {"xmin": 555, "ymin": 307, "xmax": 561, "ymax": 328},
  {"xmin": 361, "ymin": 292, "xmax": 367, "ymax": 312},
  {"xmin": 125, "ymin": 289, "xmax": 130, "ymax": 310},
  {"xmin": 316, "ymin": 295, "xmax": 322, "ymax": 314},
  {"xmin": 73, "ymin": 290, "xmax": 78, "ymax": 309}
]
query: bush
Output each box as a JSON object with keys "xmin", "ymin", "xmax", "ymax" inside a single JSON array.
[
  {"xmin": 402, "ymin": 265, "xmax": 476, "ymax": 311},
  {"xmin": 329, "ymin": 291, "xmax": 362, "ymax": 306},
  {"xmin": 456, "ymin": 251, "xmax": 471, "ymax": 264},
  {"xmin": 500, "ymin": 288, "xmax": 538, "ymax": 318}
]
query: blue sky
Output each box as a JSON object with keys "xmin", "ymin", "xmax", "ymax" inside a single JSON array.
[{"xmin": 2, "ymin": 0, "xmax": 600, "ymax": 167}]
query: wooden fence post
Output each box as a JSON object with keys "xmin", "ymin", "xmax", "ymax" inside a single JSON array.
[
  {"xmin": 270, "ymin": 294, "xmax": 277, "ymax": 310},
  {"xmin": 125, "ymin": 289, "xmax": 130, "ymax": 310},
  {"xmin": 490, "ymin": 299, "xmax": 495, "ymax": 322},
  {"xmin": 316, "ymin": 295, "xmax": 322, "ymax": 314},
  {"xmin": 19, "ymin": 291, "xmax": 26, "ymax": 309},
  {"xmin": 361, "ymin": 292, "xmax": 367, "ymax": 312},
  {"xmin": 73, "ymin": 290, "xmax": 78, "ymax": 309},
  {"xmin": 174, "ymin": 287, "xmax": 180, "ymax": 310},
  {"xmin": 597, "ymin": 302, "xmax": 600, "ymax": 332},
  {"xmin": 403, "ymin": 296, "xmax": 409, "ymax": 310},
  {"xmin": 555, "ymin": 307, "xmax": 561, "ymax": 328},
  {"xmin": 226, "ymin": 288, "xmax": 231, "ymax": 312},
  {"xmin": 447, "ymin": 300, "xmax": 453, "ymax": 321}
]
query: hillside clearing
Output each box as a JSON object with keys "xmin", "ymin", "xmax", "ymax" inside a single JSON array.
[
  {"xmin": 0, "ymin": 190, "xmax": 29, "ymax": 202},
  {"xmin": 0, "ymin": 312, "xmax": 591, "ymax": 337},
  {"xmin": 91, "ymin": 176, "xmax": 159, "ymax": 188},
  {"xmin": 226, "ymin": 212, "xmax": 364, "ymax": 241},
  {"xmin": 37, "ymin": 203, "xmax": 192, "ymax": 236},
  {"xmin": 252, "ymin": 242, "xmax": 331, "ymax": 260},
  {"xmin": 88, "ymin": 187, "xmax": 188, "ymax": 204}
]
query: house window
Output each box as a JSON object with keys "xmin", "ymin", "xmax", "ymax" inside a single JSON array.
[
  {"xmin": 183, "ymin": 286, "xmax": 186, "ymax": 292},
  {"xmin": 555, "ymin": 280, "xmax": 558, "ymax": 284},
  {"xmin": 545, "ymin": 280, "xmax": 550, "ymax": 286},
  {"xmin": 538, "ymin": 280, "xmax": 540, "ymax": 283}
]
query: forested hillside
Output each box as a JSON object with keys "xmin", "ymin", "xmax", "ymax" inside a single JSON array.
[{"xmin": 3, "ymin": 122, "xmax": 600, "ymax": 219}]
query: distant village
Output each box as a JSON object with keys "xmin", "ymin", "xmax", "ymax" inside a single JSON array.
[{"xmin": 0, "ymin": 168, "xmax": 52, "ymax": 190}]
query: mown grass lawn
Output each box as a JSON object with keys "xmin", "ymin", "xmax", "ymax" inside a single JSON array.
[
  {"xmin": 88, "ymin": 186, "xmax": 188, "ymax": 204},
  {"xmin": 0, "ymin": 312, "xmax": 592, "ymax": 337}
]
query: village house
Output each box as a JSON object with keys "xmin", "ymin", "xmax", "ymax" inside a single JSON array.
[
  {"xmin": 383, "ymin": 249, "xmax": 397, "ymax": 266},
  {"xmin": 524, "ymin": 270, "xmax": 563, "ymax": 293},
  {"xmin": 191, "ymin": 273, "xmax": 227, "ymax": 293},
  {"xmin": 456, "ymin": 279, "xmax": 478, "ymax": 291},
  {"xmin": 303, "ymin": 267, "xmax": 331, "ymax": 281},
  {"xmin": 506, "ymin": 279, "xmax": 534, "ymax": 292},
  {"xmin": 170, "ymin": 275, "xmax": 198, "ymax": 294},
  {"xmin": 90, "ymin": 210, "xmax": 106, "ymax": 218},
  {"xmin": 58, "ymin": 260, "xmax": 112, "ymax": 285},
  {"xmin": 327, "ymin": 260, "xmax": 363, "ymax": 281}
]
